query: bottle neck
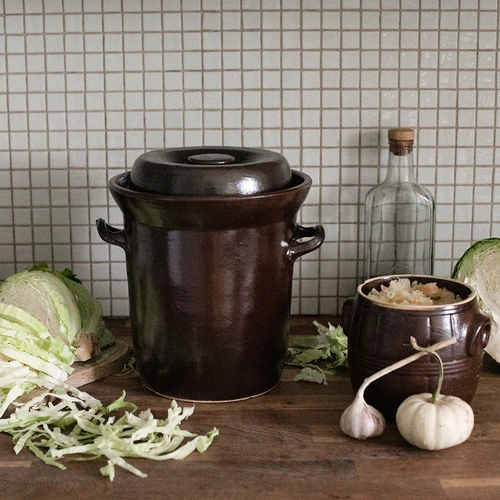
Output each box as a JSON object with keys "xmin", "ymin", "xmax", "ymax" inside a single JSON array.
[{"xmin": 385, "ymin": 144, "xmax": 415, "ymax": 183}]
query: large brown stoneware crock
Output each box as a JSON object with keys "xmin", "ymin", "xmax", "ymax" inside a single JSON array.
[
  {"xmin": 97, "ymin": 169, "xmax": 324, "ymax": 402},
  {"xmin": 342, "ymin": 275, "xmax": 491, "ymax": 418}
]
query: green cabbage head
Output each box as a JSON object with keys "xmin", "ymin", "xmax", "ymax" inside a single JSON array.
[{"xmin": 0, "ymin": 264, "xmax": 114, "ymax": 361}]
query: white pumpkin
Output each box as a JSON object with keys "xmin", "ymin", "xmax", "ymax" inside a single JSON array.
[{"xmin": 396, "ymin": 392, "xmax": 474, "ymax": 450}]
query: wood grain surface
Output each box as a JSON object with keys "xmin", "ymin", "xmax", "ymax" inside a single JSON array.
[
  {"xmin": 68, "ymin": 339, "xmax": 131, "ymax": 387},
  {"xmin": 1, "ymin": 316, "xmax": 500, "ymax": 500}
]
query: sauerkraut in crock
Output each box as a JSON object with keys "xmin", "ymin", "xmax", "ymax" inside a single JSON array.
[{"xmin": 367, "ymin": 278, "xmax": 462, "ymax": 306}]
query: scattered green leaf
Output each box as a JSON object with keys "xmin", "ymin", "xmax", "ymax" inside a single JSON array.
[{"xmin": 287, "ymin": 321, "xmax": 348, "ymax": 384}]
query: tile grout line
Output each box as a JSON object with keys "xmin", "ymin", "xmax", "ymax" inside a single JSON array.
[{"xmin": 101, "ymin": 0, "xmax": 112, "ymax": 316}]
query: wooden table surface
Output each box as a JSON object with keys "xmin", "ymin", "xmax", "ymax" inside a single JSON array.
[{"xmin": 2, "ymin": 316, "xmax": 500, "ymax": 500}]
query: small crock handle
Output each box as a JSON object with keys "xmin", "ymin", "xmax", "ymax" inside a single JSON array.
[
  {"xmin": 466, "ymin": 311, "xmax": 491, "ymax": 356},
  {"xmin": 287, "ymin": 224, "xmax": 325, "ymax": 261},
  {"xmin": 96, "ymin": 218, "xmax": 127, "ymax": 250},
  {"xmin": 341, "ymin": 297, "xmax": 355, "ymax": 337}
]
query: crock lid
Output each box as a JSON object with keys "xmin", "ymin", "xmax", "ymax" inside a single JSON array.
[{"xmin": 129, "ymin": 146, "xmax": 292, "ymax": 196}]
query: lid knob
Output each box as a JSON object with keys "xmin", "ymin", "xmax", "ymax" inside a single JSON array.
[{"xmin": 187, "ymin": 153, "xmax": 236, "ymax": 165}]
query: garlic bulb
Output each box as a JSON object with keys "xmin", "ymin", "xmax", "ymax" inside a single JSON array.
[{"xmin": 340, "ymin": 391, "xmax": 385, "ymax": 440}]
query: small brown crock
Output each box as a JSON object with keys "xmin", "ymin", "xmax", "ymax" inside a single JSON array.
[{"xmin": 342, "ymin": 275, "xmax": 491, "ymax": 418}]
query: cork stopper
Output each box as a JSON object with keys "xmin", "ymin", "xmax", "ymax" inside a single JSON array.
[
  {"xmin": 388, "ymin": 128, "xmax": 414, "ymax": 141},
  {"xmin": 388, "ymin": 128, "xmax": 414, "ymax": 156}
]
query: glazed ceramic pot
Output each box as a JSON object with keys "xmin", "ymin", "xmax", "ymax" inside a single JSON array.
[
  {"xmin": 342, "ymin": 275, "xmax": 491, "ymax": 417},
  {"xmin": 97, "ymin": 148, "xmax": 324, "ymax": 402}
]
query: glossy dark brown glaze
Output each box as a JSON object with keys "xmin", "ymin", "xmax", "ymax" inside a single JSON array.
[
  {"xmin": 342, "ymin": 275, "xmax": 491, "ymax": 418},
  {"xmin": 98, "ymin": 171, "xmax": 324, "ymax": 401},
  {"xmin": 129, "ymin": 146, "xmax": 292, "ymax": 196}
]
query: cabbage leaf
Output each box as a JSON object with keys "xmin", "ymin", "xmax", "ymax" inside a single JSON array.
[{"xmin": 287, "ymin": 321, "xmax": 348, "ymax": 384}]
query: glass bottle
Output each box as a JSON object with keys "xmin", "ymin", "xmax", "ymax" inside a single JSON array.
[{"xmin": 364, "ymin": 128, "xmax": 435, "ymax": 279}]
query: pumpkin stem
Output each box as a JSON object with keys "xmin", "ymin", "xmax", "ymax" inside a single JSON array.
[
  {"xmin": 358, "ymin": 336, "xmax": 456, "ymax": 396},
  {"xmin": 410, "ymin": 337, "xmax": 445, "ymax": 402}
]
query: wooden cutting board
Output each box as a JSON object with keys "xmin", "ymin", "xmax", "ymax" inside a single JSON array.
[{"xmin": 67, "ymin": 339, "xmax": 132, "ymax": 387}]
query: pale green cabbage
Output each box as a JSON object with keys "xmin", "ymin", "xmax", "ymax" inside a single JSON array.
[
  {"xmin": 0, "ymin": 270, "xmax": 80, "ymax": 346},
  {"xmin": 0, "ymin": 303, "xmax": 75, "ymax": 417},
  {"xmin": 0, "ymin": 264, "xmax": 114, "ymax": 361},
  {"xmin": 452, "ymin": 238, "xmax": 500, "ymax": 362}
]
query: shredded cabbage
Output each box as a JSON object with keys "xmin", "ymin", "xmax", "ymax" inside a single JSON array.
[{"xmin": 0, "ymin": 386, "xmax": 218, "ymax": 481}]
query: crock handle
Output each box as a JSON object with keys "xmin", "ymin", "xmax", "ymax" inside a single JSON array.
[
  {"xmin": 287, "ymin": 224, "xmax": 325, "ymax": 261},
  {"xmin": 466, "ymin": 311, "xmax": 491, "ymax": 356},
  {"xmin": 96, "ymin": 218, "xmax": 127, "ymax": 250}
]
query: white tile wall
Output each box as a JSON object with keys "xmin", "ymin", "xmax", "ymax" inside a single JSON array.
[{"xmin": 1, "ymin": 0, "xmax": 499, "ymax": 317}]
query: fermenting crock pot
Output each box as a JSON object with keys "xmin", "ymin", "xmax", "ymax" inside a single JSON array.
[{"xmin": 97, "ymin": 146, "xmax": 324, "ymax": 402}]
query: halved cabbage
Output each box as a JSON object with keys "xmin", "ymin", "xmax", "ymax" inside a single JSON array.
[
  {"xmin": 0, "ymin": 264, "xmax": 114, "ymax": 361},
  {"xmin": 0, "ymin": 303, "xmax": 75, "ymax": 417},
  {"xmin": 452, "ymin": 238, "xmax": 500, "ymax": 362}
]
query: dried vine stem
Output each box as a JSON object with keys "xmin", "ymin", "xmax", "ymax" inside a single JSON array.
[{"xmin": 356, "ymin": 336, "xmax": 457, "ymax": 400}]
